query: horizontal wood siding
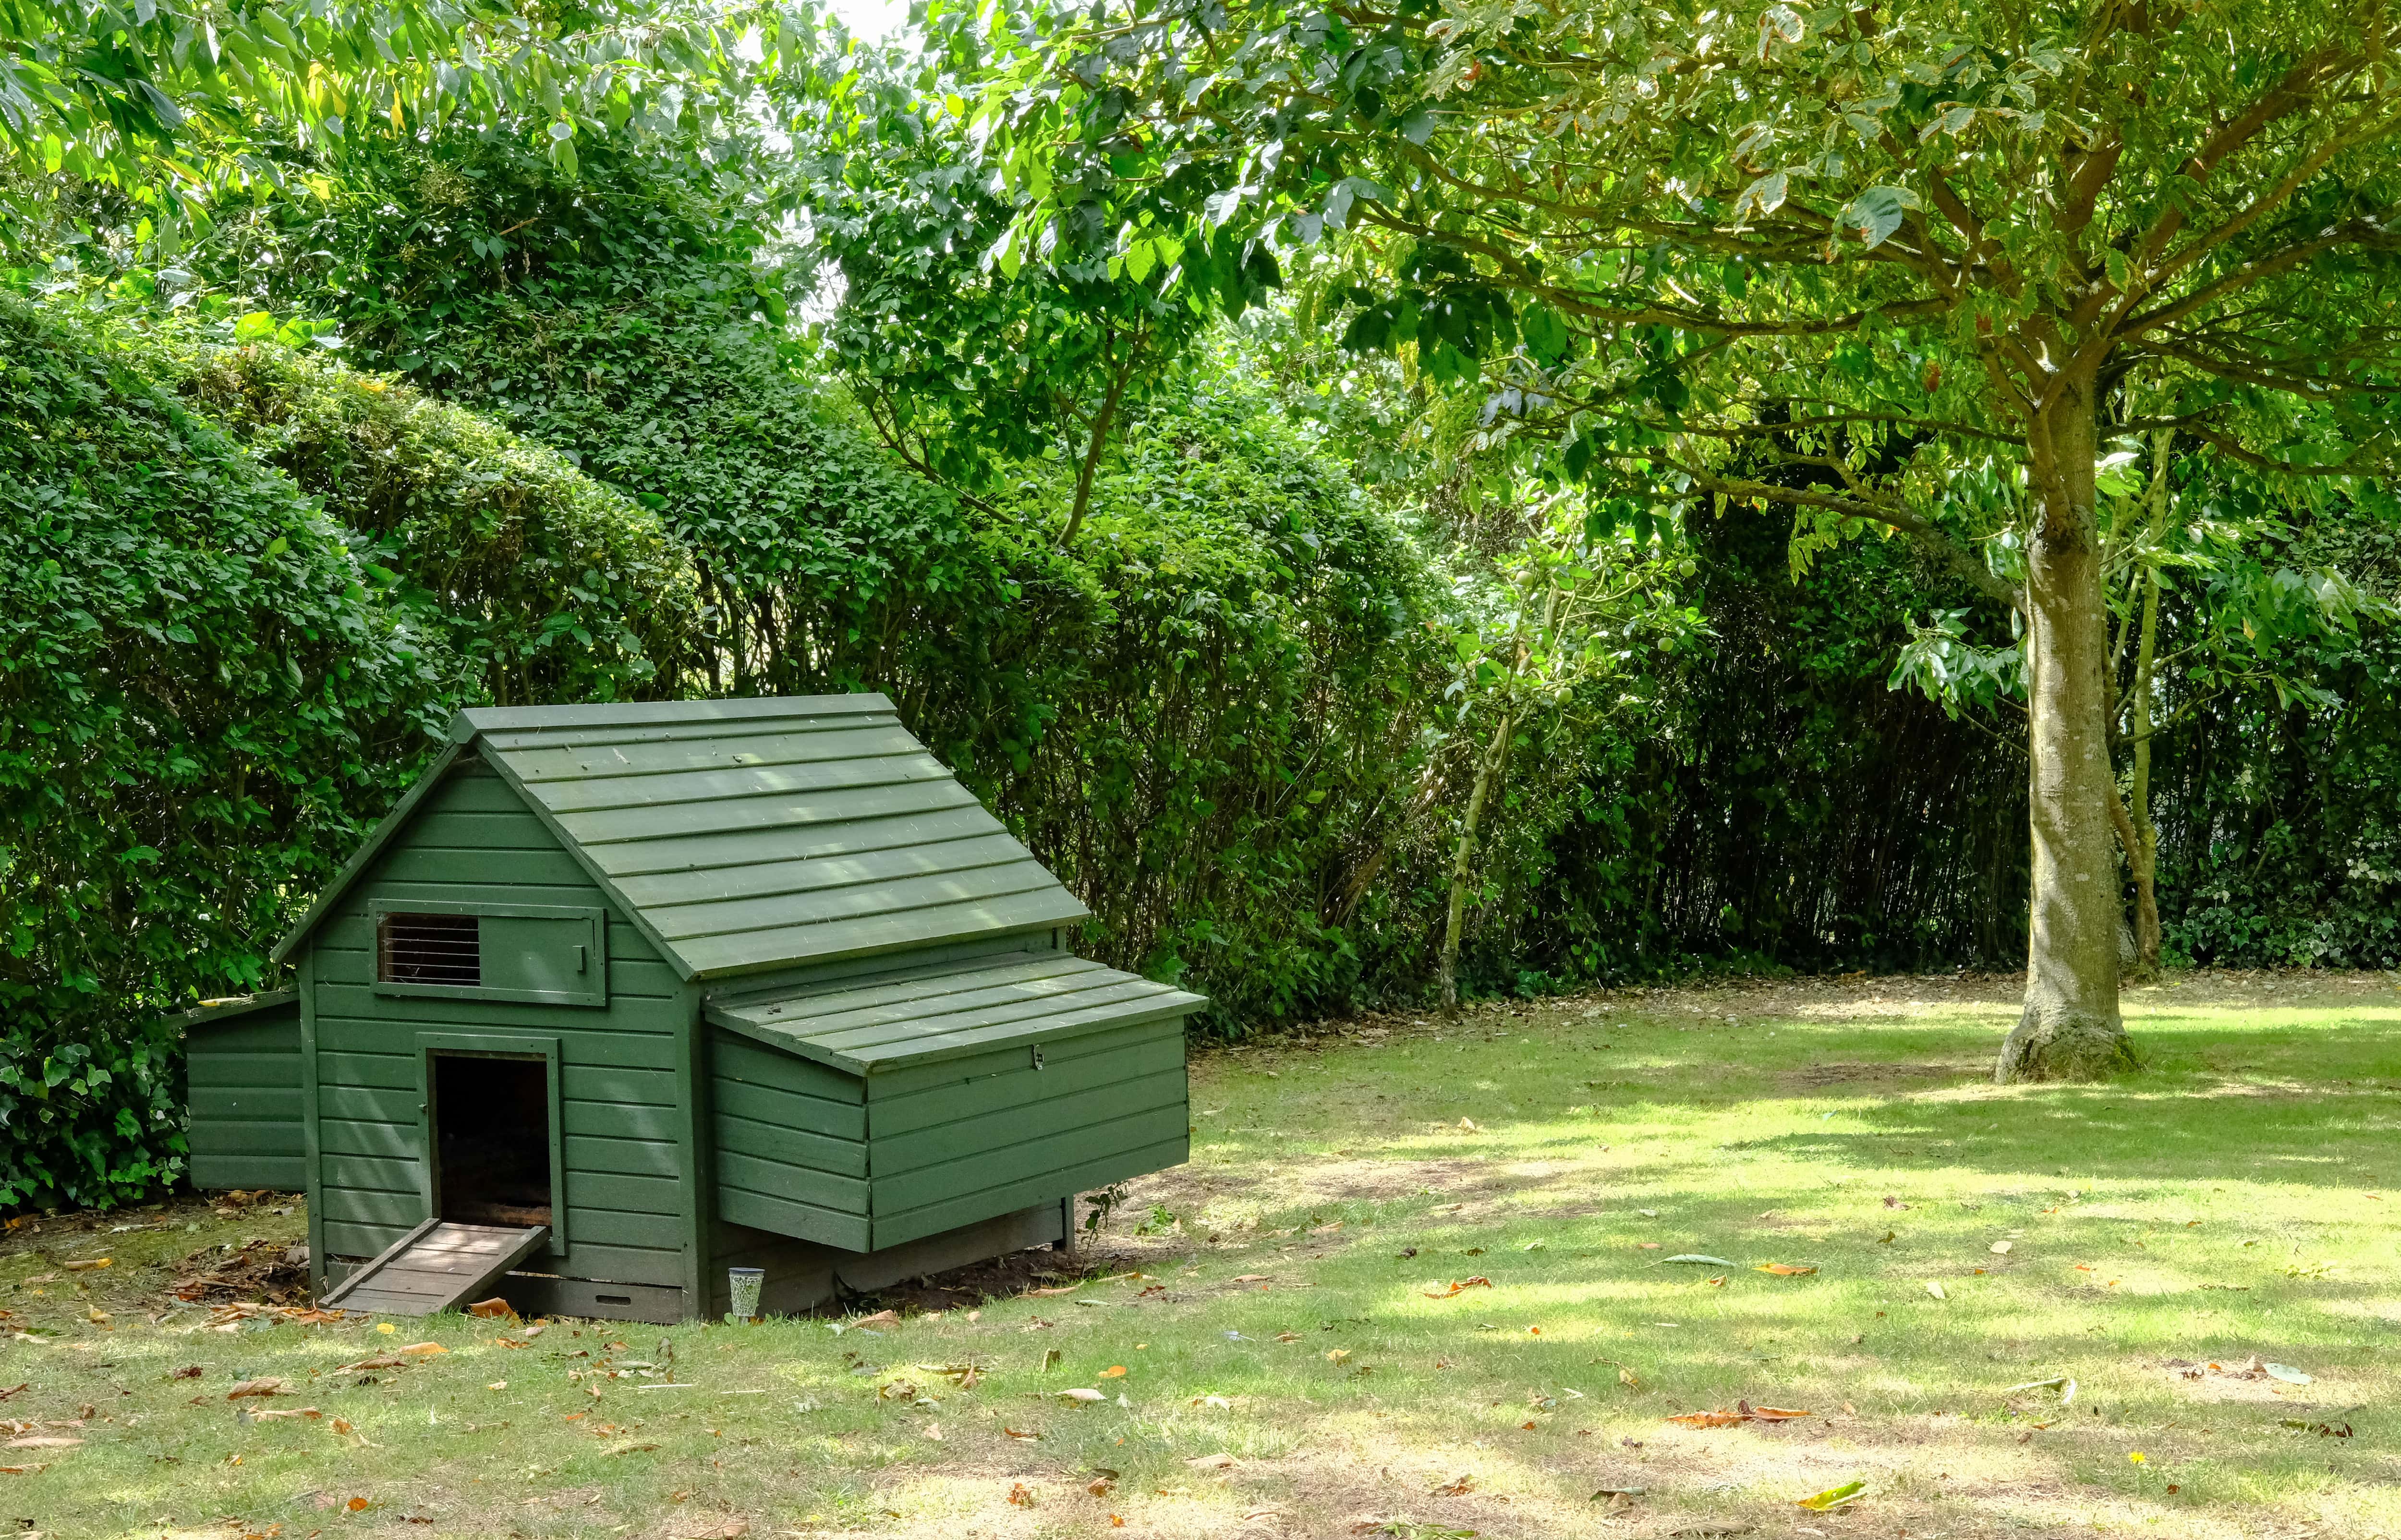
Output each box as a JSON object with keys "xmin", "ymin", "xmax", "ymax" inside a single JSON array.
[
  {"xmin": 186, "ymin": 1003, "xmax": 306, "ymax": 1191},
  {"xmin": 863, "ymin": 1014, "xmax": 1189, "ymax": 1250},
  {"xmin": 707, "ymin": 1027, "xmax": 871, "ymax": 1250},
  {"xmin": 310, "ymin": 761, "xmax": 692, "ymax": 1289}
]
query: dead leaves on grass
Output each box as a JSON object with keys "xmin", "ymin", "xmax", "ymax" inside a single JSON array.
[
  {"xmin": 1422, "ymin": 1276, "xmax": 1492, "ymax": 1299},
  {"xmin": 1665, "ymin": 1400, "xmax": 1811, "ymax": 1428}
]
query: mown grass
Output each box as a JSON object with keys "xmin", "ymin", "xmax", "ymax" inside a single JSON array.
[{"xmin": 2, "ymin": 970, "xmax": 2398, "ymax": 1539}]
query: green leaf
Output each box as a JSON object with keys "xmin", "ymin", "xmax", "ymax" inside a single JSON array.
[
  {"xmin": 1797, "ymin": 1480, "xmax": 1867, "ymax": 1511},
  {"xmin": 233, "ymin": 312, "xmax": 277, "ymax": 344}
]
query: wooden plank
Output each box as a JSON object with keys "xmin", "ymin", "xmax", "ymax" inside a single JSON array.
[
  {"xmin": 312, "ymin": 971, "xmax": 687, "ymax": 1021},
  {"xmin": 320, "ymin": 1185, "xmax": 425, "ymax": 1230},
  {"xmin": 715, "ymin": 1186, "xmax": 873, "ymax": 1252},
  {"xmin": 504, "ymin": 723, "xmax": 924, "ymax": 785},
  {"xmin": 872, "ymin": 1133, "xmax": 1190, "ymax": 1252},
  {"xmin": 463, "ymin": 693, "xmax": 892, "ymax": 737},
  {"xmin": 189, "ymin": 1155, "xmax": 306, "ymax": 1190},
  {"xmin": 709, "ymin": 1034, "xmax": 865, "ymax": 1103},
  {"xmin": 715, "ymin": 1149, "xmax": 869, "ymax": 1215},
  {"xmin": 869, "ymin": 1029, "xmax": 1184, "ymax": 1136},
  {"xmin": 833, "ymin": 994, "xmax": 1197, "ymax": 1074},
  {"xmin": 561, "ymin": 1133, "xmax": 683, "ymax": 1178},
  {"xmin": 558, "ymin": 777, "xmax": 979, "ymax": 849},
  {"xmin": 872, "ymin": 1104, "xmax": 1189, "ymax": 1215},
  {"xmin": 318, "ymin": 1217, "xmax": 441, "ymax": 1307},
  {"xmin": 536, "ymin": 752, "xmax": 952, "ymax": 818},
  {"xmin": 186, "ymin": 1050, "xmax": 301, "ymax": 1087},
  {"xmin": 587, "ymin": 802, "xmax": 1000, "ymax": 881},
  {"xmin": 715, "ymin": 955, "xmax": 1095, "ymax": 1028},
  {"xmin": 534, "ymin": 1239, "xmax": 687, "ymax": 1288},
  {"xmin": 324, "ymin": 1222, "xmax": 550, "ymax": 1316},
  {"xmin": 873, "ymin": 1068, "xmax": 1187, "ymax": 1180},
  {"xmin": 672, "ymin": 888, "xmax": 1091, "ymax": 981},
  {"xmin": 867, "ymin": 1016, "xmax": 1175, "ymax": 1101},
  {"xmin": 613, "ymin": 831, "xmax": 1032, "ymax": 913},
  {"xmin": 562, "ymin": 1170, "xmax": 682, "ymax": 1215},
  {"xmin": 480, "ymin": 709, "xmax": 902, "ymax": 756},
  {"xmin": 320, "ymin": 1154, "xmax": 421, "ymax": 1195},
  {"xmin": 711, "ymin": 1109, "xmax": 869, "ymax": 1179},
  {"xmin": 321, "ymin": 1219, "xmax": 409, "ymax": 1259},
  {"xmin": 418, "ymin": 774, "xmax": 530, "ymax": 817},
  {"xmin": 651, "ymin": 861, "xmax": 1061, "ymax": 943},
  {"xmin": 709, "ymin": 1078, "xmax": 867, "ymax": 1142},
  {"xmin": 374, "ymin": 846, "xmax": 592, "ymax": 887},
  {"xmin": 398, "ymin": 811, "xmax": 562, "ymax": 851},
  {"xmin": 804, "ymin": 975, "xmax": 1169, "ymax": 1052},
  {"xmin": 191, "ymin": 1086, "xmax": 303, "ymax": 1122}
]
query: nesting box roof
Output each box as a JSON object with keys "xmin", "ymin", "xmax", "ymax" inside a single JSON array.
[
  {"xmin": 271, "ymin": 694, "xmax": 1091, "ymax": 980},
  {"xmin": 708, "ymin": 953, "xmax": 1204, "ymax": 1074}
]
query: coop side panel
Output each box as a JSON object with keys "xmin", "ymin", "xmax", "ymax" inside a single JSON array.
[
  {"xmin": 310, "ymin": 763, "xmax": 692, "ymax": 1290},
  {"xmin": 863, "ymin": 1014, "xmax": 1191, "ymax": 1251},
  {"xmin": 185, "ymin": 1003, "xmax": 307, "ymax": 1190},
  {"xmin": 706, "ymin": 1027, "xmax": 872, "ymax": 1251}
]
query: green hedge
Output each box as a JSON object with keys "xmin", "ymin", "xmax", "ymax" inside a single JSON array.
[{"xmin": 0, "ymin": 297, "xmax": 439, "ymax": 1208}]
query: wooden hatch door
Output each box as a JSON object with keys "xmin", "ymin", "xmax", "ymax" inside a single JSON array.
[{"xmin": 319, "ymin": 1220, "xmax": 551, "ymax": 1317}]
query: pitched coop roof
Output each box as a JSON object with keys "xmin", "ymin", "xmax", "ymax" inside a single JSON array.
[{"xmin": 271, "ymin": 694, "xmax": 1091, "ymax": 980}]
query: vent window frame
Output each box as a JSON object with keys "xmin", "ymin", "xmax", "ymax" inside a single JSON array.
[
  {"xmin": 369, "ymin": 900, "xmax": 609, "ymax": 1008},
  {"xmin": 378, "ymin": 911, "xmax": 482, "ymax": 989}
]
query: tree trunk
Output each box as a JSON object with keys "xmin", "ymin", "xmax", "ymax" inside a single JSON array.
[
  {"xmin": 1997, "ymin": 382, "xmax": 2138, "ymax": 1082},
  {"xmin": 2127, "ymin": 562, "xmax": 2163, "ymax": 975},
  {"xmin": 1437, "ymin": 710, "xmax": 1513, "ymax": 1014}
]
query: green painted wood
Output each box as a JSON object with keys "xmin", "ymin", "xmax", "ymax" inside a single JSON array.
[
  {"xmin": 871, "ymin": 1102, "xmax": 1189, "ymax": 1216},
  {"xmin": 807, "ymin": 977, "xmax": 1176, "ymax": 1055},
  {"xmin": 614, "ymin": 833, "xmax": 1033, "ymax": 914},
  {"xmin": 558, "ymin": 1208, "xmax": 685, "ymax": 1251},
  {"xmin": 320, "ymin": 1184, "xmax": 424, "ymax": 1230},
  {"xmin": 462, "ymin": 694, "xmax": 893, "ymax": 737},
  {"xmin": 866, "ymin": 1015, "xmax": 1176, "ymax": 1101},
  {"xmin": 508, "ymin": 724, "xmax": 924, "ymax": 786},
  {"xmin": 650, "ymin": 861, "xmax": 1061, "ymax": 943},
  {"xmin": 869, "ymin": 1030, "xmax": 1186, "ymax": 1138},
  {"xmin": 321, "ymin": 1219, "xmax": 406, "ymax": 1259},
  {"xmin": 711, "ymin": 1111, "xmax": 869, "ymax": 1179},
  {"xmin": 562, "ymin": 1169, "xmax": 684, "ymax": 1216},
  {"xmin": 320, "ymin": 1154, "xmax": 420, "ymax": 1194},
  {"xmin": 535, "ymin": 751, "xmax": 950, "ymax": 817},
  {"xmin": 671, "ymin": 888, "xmax": 1090, "ymax": 980},
  {"xmin": 376, "ymin": 847, "xmax": 593, "ymax": 886},
  {"xmin": 399, "ymin": 811, "xmax": 561, "ymax": 851},
  {"xmin": 481, "ymin": 710, "xmax": 901, "ymax": 756},
  {"xmin": 585, "ymin": 803, "xmax": 998, "ymax": 883},
  {"xmin": 531, "ymin": 1239, "xmax": 687, "ymax": 1288},
  {"xmin": 190, "ymin": 1119, "xmax": 309, "ymax": 1153},
  {"xmin": 720, "ymin": 953, "xmax": 1083, "ymax": 1026},
  {"xmin": 715, "ymin": 1185, "xmax": 872, "ymax": 1252},
  {"xmin": 187, "ymin": 1050, "xmax": 301, "ymax": 1087},
  {"xmin": 876, "ymin": 1068, "xmax": 1187, "ymax": 1180},
  {"xmin": 874, "ymin": 1134, "xmax": 1191, "ymax": 1251},
  {"xmin": 709, "ymin": 1033, "xmax": 864, "ymax": 1102},
  {"xmin": 551, "ymin": 775, "xmax": 978, "ymax": 849},
  {"xmin": 312, "ymin": 983, "xmax": 686, "ymax": 1028},
  {"xmin": 191, "ymin": 1155, "xmax": 306, "ymax": 1189},
  {"xmin": 563, "ymin": 1134, "xmax": 683, "ymax": 1178},
  {"xmin": 714, "ymin": 1147, "xmax": 870, "ymax": 1214},
  {"xmin": 709, "ymin": 1078, "xmax": 866, "ymax": 1143},
  {"xmin": 193, "ymin": 1086, "xmax": 303, "ymax": 1122}
]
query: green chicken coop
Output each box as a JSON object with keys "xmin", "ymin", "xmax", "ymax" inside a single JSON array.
[{"xmin": 183, "ymin": 694, "xmax": 1203, "ymax": 1323}]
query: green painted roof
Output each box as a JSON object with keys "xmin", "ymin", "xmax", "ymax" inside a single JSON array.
[
  {"xmin": 706, "ymin": 952, "xmax": 1205, "ymax": 1074},
  {"xmin": 273, "ymin": 694, "xmax": 1093, "ymax": 980},
  {"xmin": 179, "ymin": 990, "xmax": 300, "ymax": 1031}
]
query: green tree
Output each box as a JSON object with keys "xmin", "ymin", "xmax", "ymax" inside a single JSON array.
[
  {"xmin": 992, "ymin": 0, "xmax": 2401, "ymax": 1078},
  {"xmin": 0, "ymin": 0, "xmax": 786, "ymax": 244}
]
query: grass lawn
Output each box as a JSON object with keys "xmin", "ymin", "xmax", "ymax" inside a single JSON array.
[{"xmin": 3, "ymin": 970, "xmax": 2399, "ymax": 1540}]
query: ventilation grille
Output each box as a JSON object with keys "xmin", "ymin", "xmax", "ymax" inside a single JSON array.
[{"xmin": 379, "ymin": 913, "xmax": 481, "ymax": 987}]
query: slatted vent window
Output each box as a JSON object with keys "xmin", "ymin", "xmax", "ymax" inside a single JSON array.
[{"xmin": 378, "ymin": 912, "xmax": 481, "ymax": 987}]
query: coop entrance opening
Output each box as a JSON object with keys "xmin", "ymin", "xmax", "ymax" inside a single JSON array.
[{"xmin": 432, "ymin": 1053, "xmax": 554, "ymax": 1229}]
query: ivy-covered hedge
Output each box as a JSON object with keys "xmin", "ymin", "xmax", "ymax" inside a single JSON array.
[
  {"xmin": 0, "ymin": 298, "xmax": 439, "ymax": 1208},
  {"xmin": 153, "ymin": 333, "xmax": 701, "ymax": 706}
]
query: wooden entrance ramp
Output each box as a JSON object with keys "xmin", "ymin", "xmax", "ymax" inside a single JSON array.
[{"xmin": 320, "ymin": 1220, "xmax": 550, "ymax": 1316}]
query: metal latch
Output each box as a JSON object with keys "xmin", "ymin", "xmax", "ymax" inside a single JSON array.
[{"xmin": 1031, "ymin": 1046, "xmax": 1045, "ymax": 1071}]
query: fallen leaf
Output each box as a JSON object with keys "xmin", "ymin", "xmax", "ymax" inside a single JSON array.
[
  {"xmin": 1434, "ymin": 1476, "xmax": 1475, "ymax": 1496},
  {"xmin": 1796, "ymin": 1479, "xmax": 1867, "ymax": 1511},
  {"xmin": 1924, "ymin": 1281, "xmax": 1947, "ymax": 1300},
  {"xmin": 250, "ymin": 1407, "xmax": 323, "ymax": 1421},
  {"xmin": 1665, "ymin": 1410, "xmax": 1748, "ymax": 1428},
  {"xmin": 1088, "ymin": 1476, "xmax": 1116, "ymax": 1497},
  {"xmin": 1619, "ymin": 1367, "xmax": 1640, "ymax": 1389},
  {"xmin": 1458, "ymin": 1119, "xmax": 1479, "ymax": 1131},
  {"xmin": 3, "ymin": 1437, "xmax": 79, "ymax": 1449},
  {"xmin": 348, "ymin": 1498, "xmax": 371, "ymax": 1513},
  {"xmin": 603, "ymin": 1440, "xmax": 659, "ymax": 1456},
  {"xmin": 485, "ymin": 1381, "xmax": 508, "ymax": 1391},
  {"xmin": 922, "ymin": 1422, "xmax": 943, "ymax": 1441},
  {"xmin": 398, "ymin": 1342, "xmax": 447, "ymax": 1357},
  {"xmin": 466, "ymin": 1298, "xmax": 518, "ymax": 1321},
  {"xmin": 1004, "ymin": 1427, "xmax": 1042, "ymax": 1441},
  {"xmin": 1662, "ymin": 1255, "xmax": 1738, "ymax": 1267},
  {"xmin": 1099, "ymin": 1365, "xmax": 1128, "ymax": 1379},
  {"xmin": 1749, "ymin": 1406, "xmax": 1811, "ymax": 1420},
  {"xmin": 1186, "ymin": 1453, "xmax": 1238, "ymax": 1470},
  {"xmin": 854, "ymin": 1310, "xmax": 901, "ymax": 1326},
  {"xmin": 226, "ymin": 1378, "xmax": 290, "ymax": 1399},
  {"xmin": 1232, "ymin": 1275, "xmax": 1271, "ymax": 1284},
  {"xmin": 1191, "ymin": 1395, "xmax": 1233, "ymax": 1409},
  {"xmin": 2266, "ymin": 1363, "xmax": 2314, "ymax": 1384},
  {"xmin": 59, "ymin": 1260, "xmax": 109, "ymax": 1272},
  {"xmin": 331, "ymin": 1419, "xmax": 355, "ymax": 1435},
  {"xmin": 1990, "ymin": 1241, "xmax": 2013, "ymax": 1254},
  {"xmin": 1059, "ymin": 1388, "xmax": 1105, "ymax": 1403},
  {"xmin": 1756, "ymin": 1263, "xmax": 1817, "ymax": 1276},
  {"xmin": 1008, "ymin": 1482, "xmax": 1036, "ymax": 1508},
  {"xmin": 1325, "ymin": 1349, "xmax": 1352, "ymax": 1364}
]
